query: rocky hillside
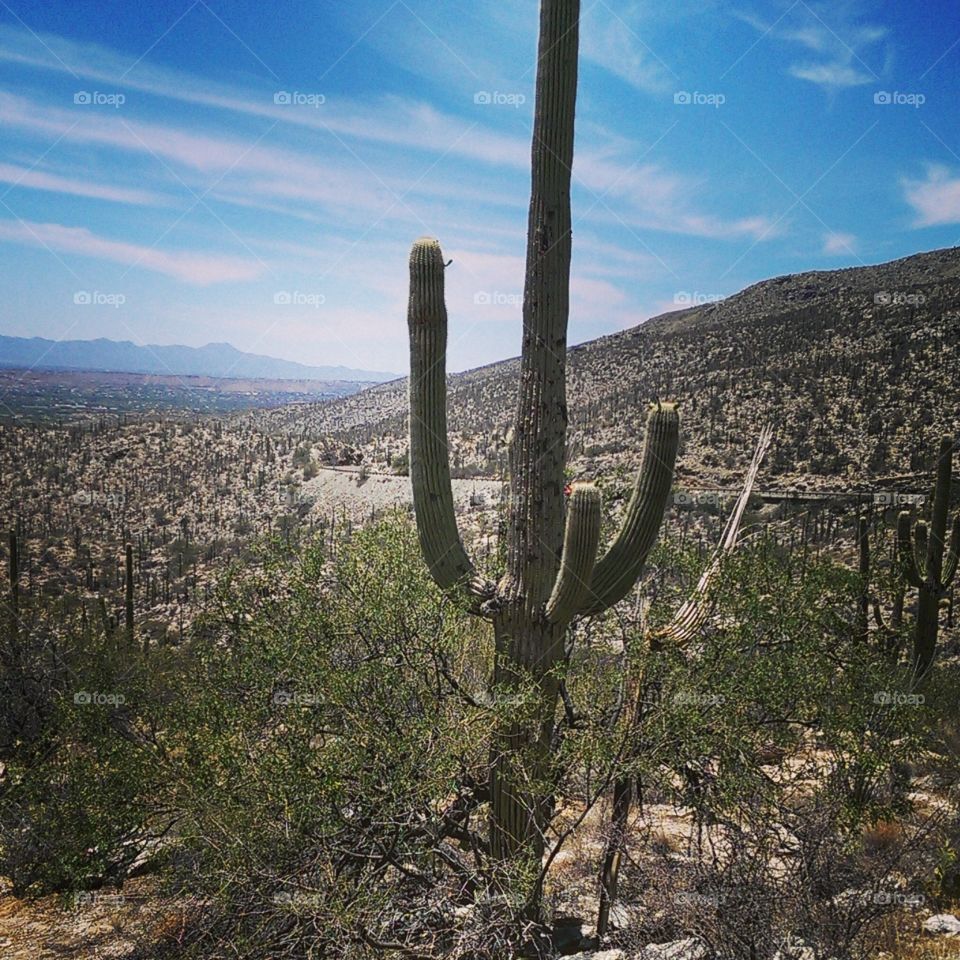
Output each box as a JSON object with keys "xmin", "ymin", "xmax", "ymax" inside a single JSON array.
[{"xmin": 246, "ymin": 245, "xmax": 960, "ymax": 489}]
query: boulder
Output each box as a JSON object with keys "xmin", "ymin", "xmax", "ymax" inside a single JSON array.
[
  {"xmin": 638, "ymin": 938, "xmax": 710, "ymax": 959},
  {"xmin": 923, "ymin": 914, "xmax": 960, "ymax": 936},
  {"xmin": 566, "ymin": 950, "xmax": 627, "ymax": 960}
]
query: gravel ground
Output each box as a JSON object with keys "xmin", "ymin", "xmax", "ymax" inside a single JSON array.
[{"xmin": 301, "ymin": 466, "xmax": 506, "ymax": 518}]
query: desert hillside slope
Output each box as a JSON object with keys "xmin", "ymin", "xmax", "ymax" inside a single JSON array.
[{"xmin": 245, "ymin": 245, "xmax": 960, "ymax": 488}]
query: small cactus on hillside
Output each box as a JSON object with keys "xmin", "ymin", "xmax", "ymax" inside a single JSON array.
[
  {"xmin": 896, "ymin": 437, "xmax": 960, "ymax": 677},
  {"xmin": 124, "ymin": 543, "xmax": 135, "ymax": 645},
  {"xmin": 7, "ymin": 528, "xmax": 18, "ymax": 644}
]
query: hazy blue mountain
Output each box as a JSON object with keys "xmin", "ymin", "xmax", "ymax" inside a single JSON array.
[{"xmin": 0, "ymin": 335, "xmax": 397, "ymax": 383}]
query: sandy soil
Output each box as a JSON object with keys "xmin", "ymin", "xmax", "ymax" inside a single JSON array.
[{"xmin": 302, "ymin": 466, "xmax": 505, "ymax": 517}]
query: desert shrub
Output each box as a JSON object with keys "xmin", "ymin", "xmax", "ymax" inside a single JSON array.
[
  {"xmin": 163, "ymin": 515, "xmax": 495, "ymax": 958},
  {"xmin": 0, "ymin": 608, "xmax": 170, "ymax": 894},
  {"xmin": 4, "ymin": 511, "xmax": 954, "ymax": 957},
  {"xmin": 572, "ymin": 532, "xmax": 952, "ymax": 958},
  {"xmin": 0, "ymin": 601, "xmax": 65, "ymax": 761},
  {"xmin": 391, "ymin": 451, "xmax": 409, "ymax": 475},
  {"xmin": 610, "ymin": 791, "xmax": 943, "ymax": 960},
  {"xmin": 157, "ymin": 515, "xmax": 946, "ymax": 957}
]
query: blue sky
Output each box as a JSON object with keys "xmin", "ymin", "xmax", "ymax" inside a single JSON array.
[{"xmin": 0, "ymin": 0, "xmax": 958, "ymax": 375}]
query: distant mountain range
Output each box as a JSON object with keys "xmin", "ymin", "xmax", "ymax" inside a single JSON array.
[{"xmin": 0, "ymin": 335, "xmax": 397, "ymax": 383}]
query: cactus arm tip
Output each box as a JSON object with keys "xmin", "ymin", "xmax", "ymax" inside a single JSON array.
[
  {"xmin": 943, "ymin": 511, "xmax": 960, "ymax": 587},
  {"xmin": 579, "ymin": 402, "xmax": 679, "ymax": 616},
  {"xmin": 545, "ymin": 483, "xmax": 602, "ymax": 624},
  {"xmin": 896, "ymin": 510, "xmax": 924, "ymax": 588},
  {"xmin": 913, "ymin": 521, "xmax": 929, "ymax": 578}
]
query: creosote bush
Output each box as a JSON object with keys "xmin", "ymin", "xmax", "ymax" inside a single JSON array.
[
  {"xmin": 1, "ymin": 514, "xmax": 956, "ymax": 959},
  {"xmin": 0, "ymin": 600, "xmax": 169, "ymax": 895}
]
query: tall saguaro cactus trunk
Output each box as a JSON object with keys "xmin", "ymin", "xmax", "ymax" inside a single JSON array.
[
  {"xmin": 491, "ymin": 0, "xmax": 579, "ymax": 869},
  {"xmin": 406, "ymin": 0, "xmax": 678, "ymax": 923}
]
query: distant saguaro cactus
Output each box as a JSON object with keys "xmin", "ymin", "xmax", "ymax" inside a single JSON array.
[
  {"xmin": 896, "ymin": 437, "xmax": 959, "ymax": 677},
  {"xmin": 406, "ymin": 0, "xmax": 678, "ymax": 902},
  {"xmin": 7, "ymin": 528, "xmax": 18, "ymax": 643},
  {"xmin": 856, "ymin": 512, "xmax": 870, "ymax": 645},
  {"xmin": 858, "ymin": 512, "xmax": 906, "ymax": 660},
  {"xmin": 124, "ymin": 543, "xmax": 135, "ymax": 645}
]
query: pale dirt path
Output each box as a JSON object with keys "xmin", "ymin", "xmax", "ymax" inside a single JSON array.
[
  {"xmin": 0, "ymin": 876, "xmax": 180, "ymax": 958},
  {"xmin": 301, "ymin": 466, "xmax": 505, "ymax": 517}
]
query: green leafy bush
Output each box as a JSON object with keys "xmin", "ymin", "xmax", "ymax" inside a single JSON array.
[{"xmin": 0, "ymin": 607, "xmax": 168, "ymax": 894}]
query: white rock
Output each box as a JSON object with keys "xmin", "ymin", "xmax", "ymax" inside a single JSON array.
[
  {"xmin": 923, "ymin": 913, "xmax": 960, "ymax": 936},
  {"xmin": 566, "ymin": 950, "xmax": 626, "ymax": 960},
  {"xmin": 638, "ymin": 938, "xmax": 709, "ymax": 960},
  {"xmin": 607, "ymin": 902, "xmax": 642, "ymax": 930},
  {"xmin": 773, "ymin": 940, "xmax": 815, "ymax": 960}
]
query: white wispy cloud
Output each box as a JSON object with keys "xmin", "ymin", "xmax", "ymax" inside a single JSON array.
[
  {"xmin": 735, "ymin": 5, "xmax": 886, "ymax": 90},
  {"xmin": 0, "ymin": 86, "xmax": 773, "ymax": 242},
  {"xmin": 0, "ymin": 219, "xmax": 266, "ymax": 284},
  {"xmin": 902, "ymin": 165, "xmax": 960, "ymax": 227},
  {"xmin": 0, "ymin": 24, "xmax": 530, "ymax": 169},
  {"xmin": 576, "ymin": 152, "xmax": 777, "ymax": 240},
  {"xmin": 821, "ymin": 230, "xmax": 857, "ymax": 254},
  {"xmin": 0, "ymin": 162, "xmax": 167, "ymax": 206},
  {"xmin": 581, "ymin": 3, "xmax": 676, "ymax": 94},
  {"xmin": 788, "ymin": 63, "xmax": 872, "ymax": 88}
]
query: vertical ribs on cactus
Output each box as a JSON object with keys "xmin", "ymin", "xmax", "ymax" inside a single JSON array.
[
  {"xmin": 407, "ymin": 239, "xmax": 496, "ymax": 603},
  {"xmin": 404, "ymin": 0, "xmax": 679, "ymax": 897},
  {"xmin": 407, "ymin": 237, "xmax": 680, "ymax": 623},
  {"xmin": 407, "ymin": 242, "xmax": 678, "ymax": 623},
  {"xmin": 896, "ymin": 437, "xmax": 959, "ymax": 677}
]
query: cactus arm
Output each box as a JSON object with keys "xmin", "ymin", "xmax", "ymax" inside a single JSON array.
[
  {"xmin": 580, "ymin": 403, "xmax": 679, "ymax": 616},
  {"xmin": 914, "ymin": 521, "xmax": 929, "ymax": 579},
  {"xmin": 896, "ymin": 511, "xmax": 923, "ymax": 589},
  {"xmin": 407, "ymin": 237, "xmax": 494, "ymax": 599},
  {"xmin": 545, "ymin": 483, "xmax": 602, "ymax": 624},
  {"xmin": 942, "ymin": 512, "xmax": 960, "ymax": 587},
  {"xmin": 928, "ymin": 437, "xmax": 954, "ymax": 584}
]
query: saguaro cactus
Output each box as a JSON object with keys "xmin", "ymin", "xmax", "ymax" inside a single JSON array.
[
  {"xmin": 856, "ymin": 512, "xmax": 870, "ymax": 645},
  {"xmin": 858, "ymin": 512, "xmax": 906, "ymax": 659},
  {"xmin": 406, "ymin": 0, "xmax": 679, "ymax": 900},
  {"xmin": 124, "ymin": 543, "xmax": 135, "ymax": 645},
  {"xmin": 896, "ymin": 437, "xmax": 959, "ymax": 677},
  {"xmin": 7, "ymin": 528, "xmax": 18, "ymax": 644}
]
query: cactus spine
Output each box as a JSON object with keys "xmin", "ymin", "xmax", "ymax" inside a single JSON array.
[
  {"xmin": 896, "ymin": 437, "xmax": 960, "ymax": 677},
  {"xmin": 406, "ymin": 0, "xmax": 678, "ymax": 889}
]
